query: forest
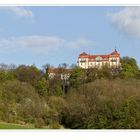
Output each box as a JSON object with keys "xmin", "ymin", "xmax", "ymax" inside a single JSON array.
[{"xmin": 0, "ymin": 56, "xmax": 140, "ymax": 129}]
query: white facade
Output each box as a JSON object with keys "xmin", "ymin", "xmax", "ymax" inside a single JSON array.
[
  {"xmin": 48, "ymin": 68, "xmax": 71, "ymax": 80},
  {"xmin": 77, "ymin": 50, "xmax": 120, "ymax": 69}
]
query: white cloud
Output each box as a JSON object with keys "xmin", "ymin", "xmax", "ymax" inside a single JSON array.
[
  {"xmin": 108, "ymin": 7, "xmax": 140, "ymax": 38},
  {"xmin": 0, "ymin": 6, "xmax": 34, "ymax": 18},
  {"xmin": 0, "ymin": 36, "xmax": 93, "ymax": 54},
  {"xmin": 66, "ymin": 38, "xmax": 93, "ymax": 49},
  {"xmin": 0, "ymin": 36, "xmax": 65, "ymax": 53}
]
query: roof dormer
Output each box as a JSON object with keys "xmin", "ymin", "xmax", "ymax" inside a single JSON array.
[
  {"xmin": 110, "ymin": 49, "xmax": 120, "ymax": 56},
  {"xmin": 79, "ymin": 52, "xmax": 89, "ymax": 58}
]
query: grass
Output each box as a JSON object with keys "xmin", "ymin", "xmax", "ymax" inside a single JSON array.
[
  {"xmin": 0, "ymin": 122, "xmax": 35, "ymax": 129},
  {"xmin": 0, "ymin": 122, "xmax": 64, "ymax": 129}
]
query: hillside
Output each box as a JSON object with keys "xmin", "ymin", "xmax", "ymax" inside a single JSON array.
[{"xmin": 0, "ymin": 57, "xmax": 139, "ymax": 128}]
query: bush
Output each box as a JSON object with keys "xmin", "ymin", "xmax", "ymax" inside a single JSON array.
[
  {"xmin": 42, "ymin": 96, "xmax": 67, "ymax": 128},
  {"xmin": 34, "ymin": 78, "xmax": 48, "ymax": 96},
  {"xmin": 61, "ymin": 79, "xmax": 140, "ymax": 129},
  {"xmin": 34, "ymin": 118, "xmax": 45, "ymax": 128},
  {"xmin": 0, "ymin": 80, "xmax": 45, "ymax": 125},
  {"xmin": 15, "ymin": 65, "xmax": 41, "ymax": 84}
]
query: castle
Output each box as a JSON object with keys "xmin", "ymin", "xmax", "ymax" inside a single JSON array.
[
  {"xmin": 77, "ymin": 50, "xmax": 120, "ymax": 69},
  {"xmin": 47, "ymin": 50, "xmax": 121, "ymax": 80}
]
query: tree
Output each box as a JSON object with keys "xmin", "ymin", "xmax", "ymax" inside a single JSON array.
[
  {"xmin": 86, "ymin": 68, "xmax": 98, "ymax": 82},
  {"xmin": 42, "ymin": 64, "xmax": 52, "ymax": 80},
  {"xmin": 120, "ymin": 57, "xmax": 139, "ymax": 78},
  {"xmin": 0, "ymin": 70, "xmax": 7, "ymax": 81},
  {"xmin": 70, "ymin": 64, "xmax": 77, "ymax": 69},
  {"xmin": 34, "ymin": 77, "xmax": 48, "ymax": 96},
  {"xmin": 59, "ymin": 63, "xmax": 68, "ymax": 69},
  {"xmin": 15, "ymin": 65, "xmax": 41, "ymax": 84},
  {"xmin": 61, "ymin": 79, "xmax": 140, "ymax": 129},
  {"xmin": 69, "ymin": 66, "xmax": 85, "ymax": 88},
  {"xmin": 0, "ymin": 64, "xmax": 16, "ymax": 81}
]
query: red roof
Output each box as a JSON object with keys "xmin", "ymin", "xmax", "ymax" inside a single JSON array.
[
  {"xmin": 110, "ymin": 50, "xmax": 120, "ymax": 56},
  {"xmin": 79, "ymin": 52, "xmax": 89, "ymax": 58},
  {"xmin": 89, "ymin": 55, "xmax": 109, "ymax": 59},
  {"xmin": 79, "ymin": 52, "xmax": 88, "ymax": 56},
  {"xmin": 48, "ymin": 68, "xmax": 72, "ymax": 74},
  {"xmin": 79, "ymin": 50, "xmax": 120, "ymax": 59}
]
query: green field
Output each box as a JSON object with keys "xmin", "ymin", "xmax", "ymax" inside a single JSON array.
[
  {"xmin": 0, "ymin": 122, "xmax": 35, "ymax": 129},
  {"xmin": 0, "ymin": 122, "xmax": 64, "ymax": 129}
]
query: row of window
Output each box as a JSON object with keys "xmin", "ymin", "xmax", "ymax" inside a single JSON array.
[
  {"xmin": 80, "ymin": 57, "xmax": 118, "ymax": 61},
  {"xmin": 80, "ymin": 61, "xmax": 118, "ymax": 66},
  {"xmin": 79, "ymin": 59, "xmax": 118, "ymax": 62}
]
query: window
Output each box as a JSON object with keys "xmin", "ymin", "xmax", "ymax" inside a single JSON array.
[
  {"xmin": 80, "ymin": 58, "xmax": 86, "ymax": 62},
  {"xmin": 111, "ymin": 58, "xmax": 117, "ymax": 62},
  {"xmin": 96, "ymin": 56, "xmax": 102, "ymax": 62}
]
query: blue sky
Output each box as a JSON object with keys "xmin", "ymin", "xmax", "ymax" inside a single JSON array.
[{"xmin": 0, "ymin": 6, "xmax": 140, "ymax": 68}]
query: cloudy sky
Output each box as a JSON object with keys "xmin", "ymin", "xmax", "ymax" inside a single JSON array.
[{"xmin": 0, "ymin": 6, "xmax": 140, "ymax": 67}]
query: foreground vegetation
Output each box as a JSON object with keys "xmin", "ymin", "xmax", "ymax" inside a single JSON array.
[
  {"xmin": 0, "ymin": 122, "xmax": 34, "ymax": 129},
  {"xmin": 0, "ymin": 56, "xmax": 139, "ymax": 128},
  {"xmin": 62, "ymin": 79, "xmax": 140, "ymax": 128}
]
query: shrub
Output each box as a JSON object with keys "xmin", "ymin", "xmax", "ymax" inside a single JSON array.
[
  {"xmin": 0, "ymin": 80, "xmax": 45, "ymax": 125},
  {"xmin": 61, "ymin": 79, "xmax": 140, "ymax": 129}
]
